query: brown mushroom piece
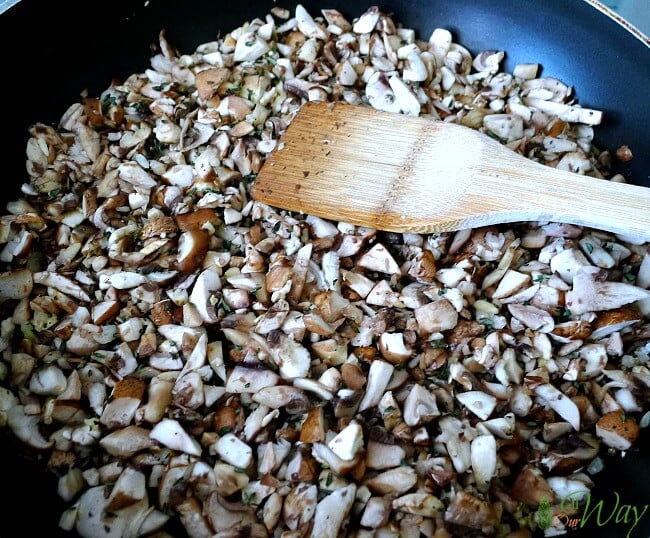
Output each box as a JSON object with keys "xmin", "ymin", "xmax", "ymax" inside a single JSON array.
[
  {"xmin": 596, "ymin": 411, "xmax": 639, "ymax": 450},
  {"xmin": 177, "ymin": 229, "xmax": 209, "ymax": 273},
  {"xmin": 444, "ymin": 491, "xmax": 499, "ymax": 534}
]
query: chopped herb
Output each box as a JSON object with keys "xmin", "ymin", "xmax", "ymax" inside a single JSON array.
[
  {"xmin": 218, "ymin": 426, "xmax": 232, "ymax": 436},
  {"xmin": 242, "ymin": 173, "xmax": 258, "ymax": 183},
  {"xmin": 247, "ymin": 89, "xmax": 255, "ymax": 100},
  {"xmin": 584, "ymin": 242, "xmax": 594, "ymax": 254},
  {"xmin": 242, "ymin": 490, "xmax": 256, "ymax": 504},
  {"xmin": 624, "ymin": 272, "xmax": 636, "ymax": 282},
  {"xmin": 245, "ymin": 40, "xmax": 255, "ymax": 47},
  {"xmin": 217, "ymin": 298, "xmax": 232, "ymax": 313},
  {"xmin": 147, "ymin": 138, "xmax": 165, "ymax": 159},
  {"xmin": 244, "ymin": 382, "xmax": 250, "ymax": 388},
  {"xmin": 47, "ymin": 188, "xmax": 61, "ymax": 200},
  {"xmin": 431, "ymin": 340, "xmax": 449, "ymax": 349},
  {"xmin": 272, "ymin": 221, "xmax": 282, "ymax": 233},
  {"xmin": 527, "ymin": 421, "xmax": 538, "ymax": 427},
  {"xmin": 479, "ymin": 318, "xmax": 494, "ymax": 328},
  {"xmin": 129, "ymin": 100, "xmax": 149, "ymax": 113},
  {"xmin": 325, "ymin": 472, "xmax": 334, "ymax": 486},
  {"xmin": 383, "ymin": 405, "xmax": 396, "ymax": 413},
  {"xmin": 101, "ymin": 95, "xmax": 118, "ymax": 109},
  {"xmin": 533, "ymin": 274, "xmax": 550, "ymax": 283},
  {"xmin": 152, "ymin": 84, "xmax": 167, "ymax": 91}
]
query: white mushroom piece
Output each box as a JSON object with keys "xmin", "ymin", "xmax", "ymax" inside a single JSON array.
[
  {"xmin": 403, "ymin": 383, "xmax": 440, "ymax": 426},
  {"xmin": 149, "ymin": 418, "xmax": 202, "ymax": 456},
  {"xmin": 566, "ymin": 266, "xmax": 650, "ymax": 315},
  {"xmin": 310, "ymin": 484, "xmax": 357, "ymax": 538}
]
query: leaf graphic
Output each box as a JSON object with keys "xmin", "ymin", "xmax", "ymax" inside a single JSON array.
[{"xmin": 537, "ymin": 497, "xmax": 552, "ymax": 530}]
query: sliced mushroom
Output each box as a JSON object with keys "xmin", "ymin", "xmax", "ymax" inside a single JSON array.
[{"xmin": 566, "ymin": 266, "xmax": 650, "ymax": 315}]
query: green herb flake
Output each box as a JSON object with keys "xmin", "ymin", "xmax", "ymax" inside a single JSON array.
[
  {"xmin": 479, "ymin": 318, "xmax": 494, "ymax": 328},
  {"xmin": 217, "ymin": 298, "xmax": 232, "ymax": 313},
  {"xmin": 584, "ymin": 242, "xmax": 594, "ymax": 254},
  {"xmin": 218, "ymin": 426, "xmax": 232, "ymax": 436},
  {"xmin": 47, "ymin": 188, "xmax": 61, "ymax": 200},
  {"xmin": 101, "ymin": 95, "xmax": 118, "ymax": 109}
]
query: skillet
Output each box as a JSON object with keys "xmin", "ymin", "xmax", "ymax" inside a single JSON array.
[{"xmin": 0, "ymin": 1, "xmax": 648, "ymax": 536}]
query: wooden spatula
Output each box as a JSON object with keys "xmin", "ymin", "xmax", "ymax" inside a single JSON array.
[{"xmin": 251, "ymin": 102, "xmax": 650, "ymax": 241}]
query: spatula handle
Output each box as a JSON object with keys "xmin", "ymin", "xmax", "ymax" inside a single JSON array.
[{"xmin": 470, "ymin": 156, "xmax": 650, "ymax": 243}]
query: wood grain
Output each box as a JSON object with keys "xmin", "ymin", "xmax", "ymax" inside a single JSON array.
[{"xmin": 252, "ymin": 102, "xmax": 650, "ymax": 241}]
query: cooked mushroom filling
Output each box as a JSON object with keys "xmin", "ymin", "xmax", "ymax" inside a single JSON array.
[{"xmin": 1, "ymin": 4, "xmax": 648, "ymax": 538}]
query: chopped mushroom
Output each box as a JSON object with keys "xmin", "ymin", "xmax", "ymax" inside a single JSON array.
[
  {"xmin": 596, "ymin": 411, "xmax": 639, "ymax": 450},
  {"xmin": 149, "ymin": 418, "xmax": 202, "ymax": 456},
  {"xmin": 1, "ymin": 5, "xmax": 648, "ymax": 538}
]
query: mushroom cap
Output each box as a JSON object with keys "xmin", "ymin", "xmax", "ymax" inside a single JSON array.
[
  {"xmin": 590, "ymin": 305, "xmax": 641, "ymax": 341},
  {"xmin": 595, "ymin": 411, "xmax": 639, "ymax": 450}
]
